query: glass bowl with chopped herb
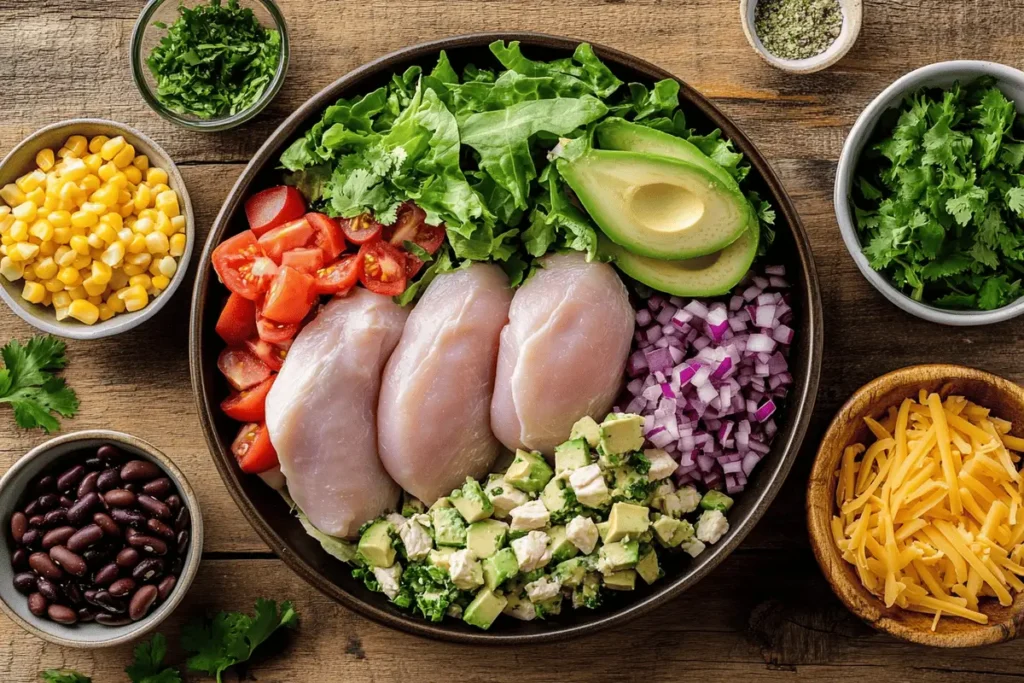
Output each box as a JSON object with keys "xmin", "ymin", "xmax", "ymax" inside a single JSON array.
[
  {"xmin": 130, "ymin": 0, "xmax": 289, "ymax": 132},
  {"xmin": 836, "ymin": 61, "xmax": 1024, "ymax": 326}
]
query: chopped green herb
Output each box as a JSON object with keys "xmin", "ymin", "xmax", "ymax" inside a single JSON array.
[
  {"xmin": 125, "ymin": 634, "xmax": 182, "ymax": 683},
  {"xmin": 754, "ymin": 0, "xmax": 844, "ymax": 61},
  {"xmin": 0, "ymin": 335, "xmax": 78, "ymax": 432},
  {"xmin": 39, "ymin": 671, "xmax": 90, "ymax": 683}
]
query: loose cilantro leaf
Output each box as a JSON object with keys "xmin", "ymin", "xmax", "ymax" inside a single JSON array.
[
  {"xmin": 39, "ymin": 671, "xmax": 90, "ymax": 683},
  {"xmin": 0, "ymin": 335, "xmax": 79, "ymax": 432},
  {"xmin": 125, "ymin": 634, "xmax": 181, "ymax": 683},
  {"xmin": 182, "ymin": 599, "xmax": 298, "ymax": 683}
]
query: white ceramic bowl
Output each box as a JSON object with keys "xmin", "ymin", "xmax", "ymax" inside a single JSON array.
[
  {"xmin": 739, "ymin": 0, "xmax": 862, "ymax": 74},
  {"xmin": 0, "ymin": 119, "xmax": 195, "ymax": 340},
  {"xmin": 835, "ymin": 60, "xmax": 1024, "ymax": 326}
]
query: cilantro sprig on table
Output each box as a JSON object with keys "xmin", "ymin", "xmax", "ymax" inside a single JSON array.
[
  {"xmin": 147, "ymin": 0, "xmax": 281, "ymax": 120},
  {"xmin": 0, "ymin": 335, "xmax": 78, "ymax": 432},
  {"xmin": 853, "ymin": 76, "xmax": 1024, "ymax": 310}
]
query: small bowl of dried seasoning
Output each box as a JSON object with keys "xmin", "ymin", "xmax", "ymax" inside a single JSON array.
[{"xmin": 740, "ymin": 0, "xmax": 862, "ymax": 74}]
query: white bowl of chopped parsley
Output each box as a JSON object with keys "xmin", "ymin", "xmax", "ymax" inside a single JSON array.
[
  {"xmin": 836, "ymin": 61, "xmax": 1024, "ymax": 326},
  {"xmin": 130, "ymin": 0, "xmax": 288, "ymax": 132}
]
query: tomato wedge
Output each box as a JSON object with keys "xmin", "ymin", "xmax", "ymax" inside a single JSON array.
[
  {"xmin": 212, "ymin": 231, "xmax": 277, "ymax": 300},
  {"xmin": 258, "ymin": 218, "xmax": 314, "ymax": 264},
  {"xmin": 221, "ymin": 375, "xmax": 275, "ymax": 422},
  {"xmin": 256, "ymin": 315, "xmax": 298, "ymax": 344},
  {"xmin": 306, "ymin": 213, "xmax": 346, "ymax": 261},
  {"xmin": 215, "ymin": 293, "xmax": 257, "ymax": 345},
  {"xmin": 358, "ymin": 240, "xmax": 407, "ymax": 296},
  {"xmin": 231, "ymin": 422, "xmax": 279, "ymax": 473},
  {"xmin": 245, "ymin": 186, "xmax": 306, "ymax": 237},
  {"xmin": 388, "ymin": 202, "xmax": 445, "ymax": 254},
  {"xmin": 217, "ymin": 347, "xmax": 272, "ymax": 391},
  {"xmin": 340, "ymin": 214, "xmax": 383, "ymax": 245},
  {"xmin": 281, "ymin": 247, "xmax": 324, "ymax": 274},
  {"xmin": 261, "ymin": 266, "xmax": 316, "ymax": 324},
  {"xmin": 314, "ymin": 254, "xmax": 361, "ymax": 295},
  {"xmin": 246, "ymin": 338, "xmax": 288, "ymax": 371}
]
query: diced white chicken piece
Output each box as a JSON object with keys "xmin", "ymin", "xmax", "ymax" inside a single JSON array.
[
  {"xmin": 525, "ymin": 576, "xmax": 562, "ymax": 603},
  {"xmin": 265, "ymin": 289, "xmax": 408, "ymax": 538},
  {"xmin": 378, "ymin": 264, "xmax": 512, "ymax": 503},
  {"xmin": 509, "ymin": 499, "xmax": 550, "ymax": 531},
  {"xmin": 565, "ymin": 515, "xmax": 599, "ymax": 555},
  {"xmin": 645, "ymin": 448, "xmax": 679, "ymax": 481},
  {"xmin": 511, "ymin": 530, "xmax": 552, "ymax": 571},
  {"xmin": 491, "ymin": 252, "xmax": 634, "ymax": 455},
  {"xmin": 373, "ymin": 563, "xmax": 403, "ymax": 599}
]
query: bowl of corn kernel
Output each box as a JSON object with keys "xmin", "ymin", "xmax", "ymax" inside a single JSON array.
[{"xmin": 0, "ymin": 119, "xmax": 194, "ymax": 340}]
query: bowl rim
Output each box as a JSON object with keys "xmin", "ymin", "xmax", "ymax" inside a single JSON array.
[
  {"xmin": 738, "ymin": 0, "xmax": 863, "ymax": 74},
  {"xmin": 188, "ymin": 31, "xmax": 824, "ymax": 644},
  {"xmin": 0, "ymin": 429, "xmax": 204, "ymax": 649},
  {"xmin": 806, "ymin": 363, "xmax": 1024, "ymax": 647},
  {"xmin": 834, "ymin": 60, "xmax": 1024, "ymax": 327},
  {"xmin": 129, "ymin": 0, "xmax": 290, "ymax": 132},
  {"xmin": 0, "ymin": 118, "xmax": 196, "ymax": 340}
]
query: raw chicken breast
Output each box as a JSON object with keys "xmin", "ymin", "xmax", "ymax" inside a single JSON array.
[
  {"xmin": 378, "ymin": 264, "xmax": 512, "ymax": 503},
  {"xmin": 265, "ymin": 289, "xmax": 408, "ymax": 538},
  {"xmin": 491, "ymin": 252, "xmax": 634, "ymax": 455}
]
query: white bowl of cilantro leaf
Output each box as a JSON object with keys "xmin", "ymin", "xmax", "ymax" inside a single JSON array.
[
  {"xmin": 836, "ymin": 61, "xmax": 1024, "ymax": 326},
  {"xmin": 130, "ymin": 0, "xmax": 289, "ymax": 132}
]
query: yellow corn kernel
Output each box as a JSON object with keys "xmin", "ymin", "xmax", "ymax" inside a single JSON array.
[
  {"xmin": 0, "ymin": 235, "xmax": 10, "ymax": 247},
  {"xmin": 78, "ymin": 175, "xmax": 101, "ymax": 195},
  {"xmin": 69, "ymin": 234, "xmax": 90, "ymax": 256},
  {"xmin": 60, "ymin": 157, "xmax": 89, "ymax": 183},
  {"xmin": 144, "ymin": 231, "xmax": 169, "ymax": 255},
  {"xmin": 98, "ymin": 161, "xmax": 118, "ymax": 182},
  {"xmin": 57, "ymin": 266, "xmax": 81, "ymax": 286},
  {"xmin": 38, "ymin": 240, "xmax": 56, "ymax": 257},
  {"xmin": 68, "ymin": 285, "xmax": 87, "ymax": 301},
  {"xmin": 126, "ymin": 251, "xmax": 152, "ymax": 268},
  {"xmin": 72, "ymin": 254, "xmax": 92, "ymax": 270},
  {"xmin": 170, "ymin": 215, "xmax": 186, "ymax": 233},
  {"xmin": 123, "ymin": 165, "xmax": 142, "ymax": 185},
  {"xmin": 0, "ymin": 205, "xmax": 10, "ymax": 223},
  {"xmin": 34, "ymin": 257, "xmax": 58, "ymax": 280},
  {"xmin": 94, "ymin": 223, "xmax": 118, "ymax": 246},
  {"xmin": 100, "ymin": 212, "xmax": 123, "ymax": 232},
  {"xmin": 133, "ymin": 216, "xmax": 154, "ymax": 235},
  {"xmin": 55, "ymin": 245, "xmax": 73, "ymax": 264},
  {"xmin": 148, "ymin": 260, "xmax": 162, "ymax": 277},
  {"xmin": 118, "ymin": 285, "xmax": 148, "ymax": 312},
  {"xmin": 89, "ymin": 247, "xmax": 104, "ymax": 261},
  {"xmin": 132, "ymin": 154, "xmax": 149, "ymax": 172},
  {"xmin": 88, "ymin": 135, "xmax": 109, "ymax": 154},
  {"xmin": 82, "ymin": 277, "xmax": 106, "ymax": 297},
  {"xmin": 42, "ymin": 195, "xmax": 58, "ymax": 212},
  {"xmin": 86, "ymin": 232, "xmax": 104, "ymax": 250},
  {"xmin": 118, "ymin": 189, "xmax": 132, "ymax": 205},
  {"xmin": 155, "ymin": 212, "xmax": 175, "ymax": 237},
  {"xmin": 44, "ymin": 278, "xmax": 63, "ymax": 293},
  {"xmin": 52, "ymin": 227, "xmax": 72, "ymax": 245},
  {"xmin": 149, "ymin": 183, "xmax": 170, "ymax": 198},
  {"xmin": 112, "ymin": 144, "xmax": 135, "ymax": 169},
  {"xmin": 0, "ymin": 183, "xmax": 26, "ymax": 206},
  {"xmin": 7, "ymin": 242, "xmax": 39, "ymax": 262},
  {"xmin": 157, "ymin": 254, "xmax": 178, "ymax": 278},
  {"xmin": 56, "ymin": 147, "xmax": 74, "ymax": 161},
  {"xmin": 153, "ymin": 274, "xmax": 172, "ymax": 291},
  {"xmin": 9, "ymin": 220, "xmax": 29, "ymax": 242},
  {"xmin": 0, "ymin": 256, "xmax": 23, "ymax": 281},
  {"xmin": 90, "ymin": 184, "xmax": 119, "ymax": 208},
  {"xmin": 100, "ymin": 242, "xmax": 125, "ymax": 268},
  {"xmin": 90, "ymin": 260, "xmax": 112, "ymax": 284},
  {"xmin": 12, "ymin": 201, "xmax": 37, "ymax": 223},
  {"xmin": 67, "ymin": 299, "xmax": 99, "ymax": 325},
  {"xmin": 52, "ymin": 292, "xmax": 72, "ymax": 309},
  {"xmin": 40, "ymin": 292, "xmax": 52, "ymax": 307},
  {"xmin": 83, "ymin": 153, "xmax": 103, "ymax": 174},
  {"xmin": 99, "ymin": 136, "xmax": 125, "ymax": 161},
  {"xmin": 122, "ymin": 263, "xmax": 145, "ymax": 277},
  {"xmin": 87, "ymin": 293, "xmax": 102, "ymax": 305},
  {"xmin": 54, "ymin": 306, "xmax": 70, "ymax": 321},
  {"xmin": 168, "ymin": 234, "xmax": 188, "ymax": 259},
  {"xmin": 105, "ymin": 291, "xmax": 125, "ymax": 313},
  {"xmin": 35, "ymin": 148, "xmax": 55, "ymax": 172},
  {"xmin": 117, "ymin": 228, "xmax": 133, "ymax": 244},
  {"xmin": 119, "ymin": 203, "xmax": 134, "ymax": 218},
  {"xmin": 48, "ymin": 210, "xmax": 72, "ymax": 229},
  {"xmin": 109, "ymin": 268, "xmax": 129, "ymax": 290},
  {"xmin": 137, "ymin": 208, "xmax": 158, "ymax": 223},
  {"xmin": 22, "ymin": 268, "xmax": 36, "ymax": 281},
  {"xmin": 28, "ymin": 219, "xmax": 53, "ymax": 242},
  {"xmin": 97, "ymin": 303, "xmax": 114, "ymax": 321},
  {"xmin": 25, "ymin": 189, "xmax": 44, "ymax": 209},
  {"xmin": 145, "ymin": 167, "xmax": 168, "ymax": 186},
  {"xmin": 21, "ymin": 280, "xmax": 46, "ymax": 304},
  {"xmin": 70, "ymin": 210, "xmax": 98, "ymax": 229},
  {"xmin": 16, "ymin": 169, "xmax": 46, "ymax": 193},
  {"xmin": 64, "ymin": 135, "xmax": 87, "ymax": 158},
  {"xmin": 126, "ymin": 233, "xmax": 147, "ymax": 254},
  {"xmin": 133, "ymin": 184, "xmax": 152, "ymax": 212},
  {"xmin": 129, "ymin": 273, "xmax": 152, "ymax": 290},
  {"xmin": 107, "ymin": 171, "xmax": 128, "ymax": 191}
]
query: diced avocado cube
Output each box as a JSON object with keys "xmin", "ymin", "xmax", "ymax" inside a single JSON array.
[
  {"xmin": 547, "ymin": 525, "xmax": 579, "ymax": 563},
  {"xmin": 506, "ymin": 449, "xmax": 554, "ymax": 493},
  {"xmin": 431, "ymin": 507, "xmax": 467, "ymax": 547},
  {"xmin": 596, "ymin": 520, "xmax": 611, "ymax": 543},
  {"xmin": 598, "ymin": 539, "xmax": 639, "ymax": 573},
  {"xmin": 570, "ymin": 415, "xmax": 602, "ymax": 448},
  {"xmin": 467, "ymin": 519, "xmax": 509, "ymax": 558},
  {"xmin": 450, "ymin": 477, "xmax": 494, "ymax": 523},
  {"xmin": 606, "ymin": 502, "xmax": 651, "ymax": 543},
  {"xmin": 401, "ymin": 492, "xmax": 426, "ymax": 517},
  {"xmin": 463, "ymin": 588, "xmax": 508, "ymax": 630},
  {"xmin": 599, "ymin": 414, "xmax": 645, "ymax": 456},
  {"xmin": 430, "ymin": 496, "xmax": 452, "ymax": 511},
  {"xmin": 535, "ymin": 594, "xmax": 563, "ymax": 619},
  {"xmin": 357, "ymin": 520, "xmax": 395, "ymax": 568},
  {"xmin": 483, "ymin": 547, "xmax": 519, "ymax": 590},
  {"xmin": 484, "ymin": 474, "xmax": 530, "ymax": 519},
  {"xmin": 573, "ymin": 572, "xmax": 602, "ymax": 609},
  {"xmin": 555, "ymin": 438, "xmax": 592, "ymax": 474},
  {"xmin": 603, "ymin": 569, "xmax": 637, "ymax": 591},
  {"xmin": 700, "ymin": 490, "xmax": 735, "ymax": 512},
  {"xmin": 652, "ymin": 515, "xmax": 694, "ymax": 548},
  {"xmin": 611, "ymin": 466, "xmax": 652, "ymax": 503},
  {"xmin": 541, "ymin": 477, "xmax": 577, "ymax": 521},
  {"xmin": 552, "ymin": 557, "xmax": 591, "ymax": 587},
  {"xmin": 428, "ymin": 546, "xmax": 456, "ymax": 570},
  {"xmin": 635, "ymin": 548, "xmax": 661, "ymax": 585}
]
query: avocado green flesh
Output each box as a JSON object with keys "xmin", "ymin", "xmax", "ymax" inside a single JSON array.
[{"xmin": 559, "ymin": 149, "xmax": 751, "ymax": 260}]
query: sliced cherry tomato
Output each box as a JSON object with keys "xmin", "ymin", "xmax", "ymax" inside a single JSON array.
[
  {"xmin": 313, "ymin": 254, "xmax": 361, "ymax": 295},
  {"xmin": 215, "ymin": 293, "xmax": 257, "ymax": 345},
  {"xmin": 340, "ymin": 214, "xmax": 383, "ymax": 245},
  {"xmin": 217, "ymin": 347, "xmax": 272, "ymax": 391},
  {"xmin": 231, "ymin": 422, "xmax": 279, "ymax": 474},
  {"xmin": 258, "ymin": 218, "xmax": 314, "ymax": 264},
  {"xmin": 358, "ymin": 240, "xmax": 407, "ymax": 296},
  {"xmin": 212, "ymin": 231, "xmax": 277, "ymax": 300},
  {"xmin": 262, "ymin": 266, "xmax": 316, "ymax": 324},
  {"xmin": 306, "ymin": 213, "xmax": 346, "ymax": 261},
  {"xmin": 221, "ymin": 375, "xmax": 275, "ymax": 422},
  {"xmin": 245, "ymin": 186, "xmax": 306, "ymax": 237},
  {"xmin": 246, "ymin": 338, "xmax": 288, "ymax": 371},
  {"xmin": 281, "ymin": 247, "xmax": 324, "ymax": 274},
  {"xmin": 256, "ymin": 315, "xmax": 299, "ymax": 344},
  {"xmin": 388, "ymin": 202, "xmax": 445, "ymax": 255}
]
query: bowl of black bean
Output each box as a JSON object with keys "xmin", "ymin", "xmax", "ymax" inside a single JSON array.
[{"xmin": 0, "ymin": 430, "xmax": 202, "ymax": 648}]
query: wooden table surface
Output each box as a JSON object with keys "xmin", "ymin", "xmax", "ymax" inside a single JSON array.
[{"xmin": 3, "ymin": 0, "xmax": 1024, "ymax": 680}]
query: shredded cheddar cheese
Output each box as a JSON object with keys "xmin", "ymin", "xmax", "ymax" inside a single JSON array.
[{"xmin": 833, "ymin": 393, "xmax": 1024, "ymax": 630}]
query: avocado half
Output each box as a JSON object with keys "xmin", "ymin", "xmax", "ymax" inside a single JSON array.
[{"xmin": 558, "ymin": 148, "xmax": 751, "ymax": 260}]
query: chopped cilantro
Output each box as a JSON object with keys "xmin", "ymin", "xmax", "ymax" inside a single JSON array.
[
  {"xmin": 0, "ymin": 335, "xmax": 79, "ymax": 432},
  {"xmin": 125, "ymin": 634, "xmax": 181, "ymax": 683}
]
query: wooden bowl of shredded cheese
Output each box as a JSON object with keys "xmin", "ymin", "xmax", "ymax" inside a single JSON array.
[{"xmin": 808, "ymin": 365, "xmax": 1024, "ymax": 647}]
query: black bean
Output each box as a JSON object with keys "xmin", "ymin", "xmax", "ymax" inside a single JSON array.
[
  {"xmin": 77, "ymin": 471, "xmax": 100, "ymax": 498},
  {"xmin": 42, "ymin": 526, "xmax": 76, "ymax": 550},
  {"xmin": 67, "ymin": 492, "xmax": 100, "ymax": 526},
  {"xmin": 63, "ymin": 581, "xmax": 83, "ymax": 606},
  {"xmin": 93, "ymin": 512, "xmax": 120, "ymax": 537},
  {"xmin": 12, "ymin": 548, "xmax": 28, "ymax": 570},
  {"xmin": 13, "ymin": 572, "xmax": 36, "ymax": 594},
  {"xmin": 27, "ymin": 592, "xmax": 47, "ymax": 617},
  {"xmin": 129, "ymin": 585, "xmax": 158, "ymax": 621},
  {"xmin": 49, "ymin": 546, "xmax": 87, "ymax": 577},
  {"xmin": 77, "ymin": 607, "xmax": 96, "ymax": 623},
  {"xmin": 146, "ymin": 518, "xmax": 175, "ymax": 540},
  {"xmin": 10, "ymin": 511, "xmax": 27, "ymax": 543},
  {"xmin": 104, "ymin": 489, "xmax": 136, "ymax": 508},
  {"xmin": 111, "ymin": 508, "xmax": 147, "ymax": 529},
  {"xmin": 42, "ymin": 508, "xmax": 68, "ymax": 527},
  {"xmin": 59, "ymin": 496, "xmax": 74, "ymax": 509},
  {"xmin": 97, "ymin": 467, "xmax": 121, "ymax": 492},
  {"xmin": 109, "ymin": 577, "xmax": 136, "ymax": 597},
  {"xmin": 156, "ymin": 575, "xmax": 177, "ymax": 601},
  {"xmin": 95, "ymin": 613, "xmax": 131, "ymax": 626},
  {"xmin": 137, "ymin": 495, "xmax": 171, "ymax": 520},
  {"xmin": 37, "ymin": 493, "xmax": 59, "ymax": 511},
  {"xmin": 48, "ymin": 604, "xmax": 77, "ymax": 624},
  {"xmin": 57, "ymin": 464, "xmax": 85, "ymax": 492},
  {"xmin": 132, "ymin": 558, "xmax": 163, "ymax": 583},
  {"xmin": 29, "ymin": 551, "xmax": 62, "ymax": 579},
  {"xmin": 129, "ymin": 535, "xmax": 167, "ymax": 556},
  {"xmin": 33, "ymin": 475, "xmax": 55, "ymax": 495},
  {"xmin": 24, "ymin": 498, "xmax": 40, "ymax": 517},
  {"xmin": 165, "ymin": 495, "xmax": 182, "ymax": 515},
  {"xmin": 93, "ymin": 590, "xmax": 126, "ymax": 614},
  {"xmin": 21, "ymin": 528, "xmax": 40, "ymax": 548},
  {"xmin": 142, "ymin": 478, "xmax": 172, "ymax": 498},
  {"xmin": 97, "ymin": 444, "xmax": 122, "ymax": 462},
  {"xmin": 116, "ymin": 547, "xmax": 140, "ymax": 569},
  {"xmin": 176, "ymin": 530, "xmax": 190, "ymax": 556},
  {"xmin": 36, "ymin": 578, "xmax": 60, "ymax": 602},
  {"xmin": 174, "ymin": 506, "xmax": 191, "ymax": 534},
  {"xmin": 67, "ymin": 525, "xmax": 103, "ymax": 553},
  {"xmin": 121, "ymin": 460, "xmax": 161, "ymax": 482}
]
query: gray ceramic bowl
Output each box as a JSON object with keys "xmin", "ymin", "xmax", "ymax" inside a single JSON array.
[
  {"xmin": 0, "ymin": 119, "xmax": 195, "ymax": 340},
  {"xmin": 0, "ymin": 430, "xmax": 203, "ymax": 648},
  {"xmin": 835, "ymin": 60, "xmax": 1024, "ymax": 326}
]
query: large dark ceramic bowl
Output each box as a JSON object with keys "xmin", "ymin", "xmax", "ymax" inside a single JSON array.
[{"xmin": 190, "ymin": 32, "xmax": 823, "ymax": 643}]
